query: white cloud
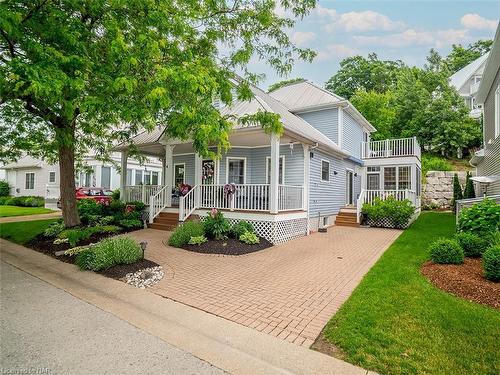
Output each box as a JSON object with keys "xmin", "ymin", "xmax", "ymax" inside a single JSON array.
[
  {"xmin": 291, "ymin": 31, "xmax": 316, "ymax": 46},
  {"xmin": 312, "ymin": 4, "xmax": 337, "ymax": 20},
  {"xmin": 325, "ymin": 11, "xmax": 406, "ymax": 33},
  {"xmin": 460, "ymin": 13, "xmax": 498, "ymax": 31},
  {"xmin": 316, "ymin": 44, "xmax": 358, "ymax": 61},
  {"xmin": 353, "ymin": 28, "xmax": 470, "ymax": 48}
]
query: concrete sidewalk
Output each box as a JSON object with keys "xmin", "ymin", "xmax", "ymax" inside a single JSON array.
[
  {"xmin": 0, "ymin": 212, "xmax": 61, "ymax": 223},
  {"xmin": 0, "ymin": 239, "xmax": 374, "ymax": 375},
  {"xmin": 1, "ymin": 262, "xmax": 224, "ymax": 375}
]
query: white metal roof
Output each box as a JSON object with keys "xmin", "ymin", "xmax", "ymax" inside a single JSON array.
[
  {"xmin": 449, "ymin": 52, "xmax": 489, "ymax": 91},
  {"xmin": 269, "ymin": 80, "xmax": 344, "ymax": 110}
]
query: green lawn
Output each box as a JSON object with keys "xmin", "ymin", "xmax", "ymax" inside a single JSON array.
[
  {"xmin": 321, "ymin": 212, "xmax": 500, "ymax": 374},
  {"xmin": 0, "ymin": 219, "xmax": 58, "ymax": 244},
  {"xmin": 0, "ymin": 205, "xmax": 54, "ymax": 217}
]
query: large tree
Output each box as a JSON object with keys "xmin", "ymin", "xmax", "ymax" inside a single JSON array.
[
  {"xmin": 0, "ymin": 0, "xmax": 315, "ymax": 227},
  {"xmin": 444, "ymin": 40, "xmax": 493, "ymax": 74},
  {"xmin": 324, "ymin": 53, "xmax": 404, "ymax": 99}
]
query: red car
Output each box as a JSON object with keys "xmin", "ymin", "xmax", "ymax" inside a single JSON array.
[{"xmin": 58, "ymin": 187, "xmax": 113, "ymax": 208}]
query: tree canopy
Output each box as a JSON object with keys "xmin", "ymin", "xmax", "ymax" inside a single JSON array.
[
  {"xmin": 0, "ymin": 0, "xmax": 316, "ymax": 226},
  {"xmin": 268, "ymin": 77, "xmax": 304, "ymax": 92}
]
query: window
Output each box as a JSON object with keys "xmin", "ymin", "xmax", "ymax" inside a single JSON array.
[
  {"xmin": 398, "ymin": 166, "xmax": 411, "ymax": 190},
  {"xmin": 495, "ymin": 85, "xmax": 500, "ymax": 138},
  {"xmin": 144, "ymin": 171, "xmax": 151, "ymax": 185},
  {"xmin": 126, "ymin": 169, "xmax": 133, "ymax": 186},
  {"xmin": 321, "ymin": 160, "xmax": 330, "ymax": 182},
  {"xmin": 367, "ymin": 174, "xmax": 380, "ymax": 190},
  {"xmin": 25, "ymin": 173, "xmax": 35, "ymax": 190},
  {"xmin": 101, "ymin": 166, "xmax": 111, "ymax": 189},
  {"xmin": 49, "ymin": 171, "xmax": 56, "ymax": 183},
  {"xmin": 174, "ymin": 164, "xmax": 185, "ymax": 186},
  {"xmin": 135, "ymin": 170, "xmax": 143, "ymax": 185},
  {"xmin": 416, "ymin": 167, "xmax": 422, "ymax": 197},
  {"xmin": 152, "ymin": 171, "xmax": 159, "ymax": 185},
  {"xmin": 384, "ymin": 167, "xmax": 396, "ymax": 190},
  {"xmin": 266, "ymin": 156, "xmax": 284, "ymax": 184},
  {"xmin": 81, "ymin": 171, "xmax": 92, "ymax": 187},
  {"xmin": 227, "ymin": 158, "xmax": 245, "ymax": 184},
  {"xmin": 367, "ymin": 166, "xmax": 380, "ymax": 172}
]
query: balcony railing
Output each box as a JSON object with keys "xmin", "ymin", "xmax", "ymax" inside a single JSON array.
[{"xmin": 361, "ymin": 137, "xmax": 420, "ymax": 160}]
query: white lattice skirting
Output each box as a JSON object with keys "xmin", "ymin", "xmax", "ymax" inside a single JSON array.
[{"xmin": 198, "ymin": 215, "xmax": 308, "ymax": 244}]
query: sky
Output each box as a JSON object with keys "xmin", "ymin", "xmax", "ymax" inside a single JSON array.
[{"xmin": 256, "ymin": 0, "xmax": 500, "ymax": 89}]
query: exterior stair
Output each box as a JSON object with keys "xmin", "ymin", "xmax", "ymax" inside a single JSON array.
[
  {"xmin": 335, "ymin": 207, "xmax": 360, "ymax": 227},
  {"xmin": 148, "ymin": 211, "xmax": 179, "ymax": 231}
]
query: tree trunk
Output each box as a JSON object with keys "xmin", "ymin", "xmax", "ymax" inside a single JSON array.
[{"xmin": 56, "ymin": 125, "xmax": 80, "ymax": 227}]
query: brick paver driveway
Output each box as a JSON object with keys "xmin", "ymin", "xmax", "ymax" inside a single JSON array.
[{"xmin": 128, "ymin": 226, "xmax": 401, "ymax": 347}]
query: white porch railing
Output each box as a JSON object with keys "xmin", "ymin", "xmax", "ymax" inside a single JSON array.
[
  {"xmin": 149, "ymin": 185, "xmax": 170, "ymax": 223},
  {"xmin": 361, "ymin": 137, "xmax": 420, "ymax": 160},
  {"xmin": 124, "ymin": 185, "xmax": 163, "ymax": 205},
  {"xmin": 278, "ymin": 185, "xmax": 304, "ymax": 211},
  {"xmin": 356, "ymin": 189, "xmax": 419, "ymax": 223},
  {"xmin": 179, "ymin": 185, "xmax": 198, "ymax": 222}
]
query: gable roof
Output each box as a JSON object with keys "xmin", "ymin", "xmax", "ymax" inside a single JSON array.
[
  {"xmin": 477, "ymin": 24, "xmax": 500, "ymax": 103},
  {"xmin": 269, "ymin": 80, "xmax": 344, "ymax": 111},
  {"xmin": 2, "ymin": 155, "xmax": 44, "ymax": 170},
  {"xmin": 449, "ymin": 52, "xmax": 490, "ymax": 91}
]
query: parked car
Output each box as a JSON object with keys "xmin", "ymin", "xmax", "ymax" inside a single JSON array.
[{"xmin": 57, "ymin": 187, "xmax": 114, "ymax": 208}]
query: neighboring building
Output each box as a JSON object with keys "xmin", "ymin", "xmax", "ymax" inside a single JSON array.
[
  {"xmin": 450, "ymin": 52, "xmax": 490, "ymax": 119},
  {"xmin": 115, "ymin": 80, "xmax": 422, "ymax": 244},
  {"xmin": 470, "ymin": 24, "xmax": 500, "ymax": 196},
  {"xmin": 1, "ymin": 153, "xmax": 163, "ymax": 208}
]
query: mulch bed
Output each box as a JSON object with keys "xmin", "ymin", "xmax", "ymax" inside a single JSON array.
[
  {"xmin": 421, "ymin": 258, "xmax": 500, "ymax": 309},
  {"xmin": 98, "ymin": 259, "xmax": 160, "ymax": 280},
  {"xmin": 181, "ymin": 237, "xmax": 272, "ymax": 255}
]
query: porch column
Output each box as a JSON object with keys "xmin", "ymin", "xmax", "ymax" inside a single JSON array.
[
  {"xmin": 302, "ymin": 144, "xmax": 309, "ymax": 212},
  {"xmin": 120, "ymin": 151, "xmax": 128, "ymax": 201},
  {"xmin": 164, "ymin": 144, "xmax": 175, "ymax": 207},
  {"xmin": 269, "ymin": 133, "xmax": 280, "ymax": 213},
  {"xmin": 161, "ymin": 157, "xmax": 167, "ymax": 185},
  {"xmin": 194, "ymin": 153, "xmax": 202, "ymax": 206}
]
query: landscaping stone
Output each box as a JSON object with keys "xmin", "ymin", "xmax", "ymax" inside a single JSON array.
[
  {"xmin": 422, "ymin": 170, "xmax": 468, "ymax": 209},
  {"xmin": 125, "ymin": 266, "xmax": 164, "ymax": 289}
]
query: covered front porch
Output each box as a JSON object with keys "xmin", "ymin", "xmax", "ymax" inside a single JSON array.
[{"xmin": 116, "ymin": 127, "xmax": 308, "ymax": 224}]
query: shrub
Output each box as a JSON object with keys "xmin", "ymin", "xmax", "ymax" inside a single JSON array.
[
  {"xmin": 239, "ymin": 231, "xmax": 259, "ymax": 245},
  {"xmin": 451, "ymin": 174, "xmax": 463, "ymax": 212},
  {"xmin": 0, "ymin": 196, "xmax": 11, "ymax": 205},
  {"xmin": 4, "ymin": 196, "xmax": 44, "ymax": 207},
  {"xmin": 231, "ymin": 221, "xmax": 255, "ymax": 238},
  {"xmin": 429, "ymin": 238, "xmax": 464, "ymax": 264},
  {"xmin": 112, "ymin": 189, "xmax": 120, "ymax": 201},
  {"xmin": 362, "ymin": 197, "xmax": 415, "ymax": 228},
  {"xmin": 0, "ymin": 180, "xmax": 10, "ymax": 196},
  {"xmin": 463, "ymin": 172, "xmax": 476, "ymax": 199},
  {"xmin": 78, "ymin": 199, "xmax": 104, "ymax": 223},
  {"xmin": 455, "ymin": 232, "xmax": 491, "ymax": 257},
  {"xmin": 169, "ymin": 221, "xmax": 204, "ymax": 247},
  {"xmin": 203, "ymin": 209, "xmax": 231, "ymax": 240},
  {"xmin": 421, "ymin": 154, "xmax": 451, "ymax": 177},
  {"xmin": 99, "ymin": 216, "xmax": 115, "ymax": 225},
  {"xmin": 98, "ymin": 225, "xmax": 122, "ymax": 234},
  {"xmin": 483, "ymin": 245, "xmax": 500, "ymax": 282},
  {"xmin": 59, "ymin": 228, "xmax": 90, "ymax": 247},
  {"xmin": 188, "ymin": 235, "xmax": 207, "ymax": 245},
  {"xmin": 118, "ymin": 219, "xmax": 143, "ymax": 229},
  {"xmin": 457, "ymin": 199, "xmax": 500, "ymax": 235},
  {"xmin": 44, "ymin": 221, "xmax": 65, "ymax": 238},
  {"xmin": 75, "ymin": 237, "xmax": 142, "ymax": 271}
]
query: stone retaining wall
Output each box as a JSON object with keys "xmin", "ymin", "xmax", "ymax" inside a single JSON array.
[{"xmin": 422, "ymin": 171, "xmax": 468, "ymax": 209}]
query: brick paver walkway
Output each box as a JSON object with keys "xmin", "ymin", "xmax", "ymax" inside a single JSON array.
[{"xmin": 128, "ymin": 226, "xmax": 401, "ymax": 347}]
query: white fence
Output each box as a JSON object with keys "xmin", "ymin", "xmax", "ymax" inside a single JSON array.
[
  {"xmin": 362, "ymin": 137, "xmax": 420, "ymax": 159},
  {"xmin": 455, "ymin": 195, "xmax": 500, "ymax": 223}
]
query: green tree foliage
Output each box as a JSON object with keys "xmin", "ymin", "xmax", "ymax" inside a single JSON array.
[
  {"xmin": 349, "ymin": 90, "xmax": 395, "ymax": 140},
  {"xmin": 463, "ymin": 172, "xmax": 476, "ymax": 199},
  {"xmin": 324, "ymin": 53, "xmax": 404, "ymax": 99},
  {"xmin": 268, "ymin": 78, "xmax": 304, "ymax": 92},
  {"xmin": 443, "ymin": 40, "xmax": 493, "ymax": 74},
  {"xmin": 0, "ymin": 0, "xmax": 315, "ymax": 226},
  {"xmin": 452, "ymin": 173, "xmax": 463, "ymax": 212}
]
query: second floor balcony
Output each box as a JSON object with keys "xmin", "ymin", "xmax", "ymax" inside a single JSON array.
[{"xmin": 361, "ymin": 137, "xmax": 421, "ymax": 160}]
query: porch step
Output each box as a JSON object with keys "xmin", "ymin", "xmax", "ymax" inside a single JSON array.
[
  {"xmin": 147, "ymin": 212, "xmax": 180, "ymax": 231},
  {"xmin": 335, "ymin": 208, "xmax": 360, "ymax": 227},
  {"xmin": 148, "ymin": 222, "xmax": 178, "ymax": 231}
]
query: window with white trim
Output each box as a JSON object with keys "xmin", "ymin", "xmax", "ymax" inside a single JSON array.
[
  {"xmin": 152, "ymin": 171, "xmax": 159, "ymax": 185},
  {"xmin": 174, "ymin": 164, "xmax": 185, "ymax": 186},
  {"xmin": 227, "ymin": 158, "xmax": 245, "ymax": 184},
  {"xmin": 384, "ymin": 167, "xmax": 396, "ymax": 190},
  {"xmin": 266, "ymin": 156, "xmax": 284, "ymax": 184},
  {"xmin": 321, "ymin": 160, "xmax": 330, "ymax": 182},
  {"xmin": 144, "ymin": 171, "xmax": 151, "ymax": 185},
  {"xmin": 126, "ymin": 169, "xmax": 132, "ymax": 185},
  {"xmin": 25, "ymin": 173, "xmax": 35, "ymax": 189},
  {"xmin": 398, "ymin": 166, "xmax": 411, "ymax": 190},
  {"xmin": 49, "ymin": 171, "xmax": 56, "ymax": 183},
  {"xmin": 135, "ymin": 170, "xmax": 143, "ymax": 185},
  {"xmin": 495, "ymin": 85, "xmax": 500, "ymax": 138}
]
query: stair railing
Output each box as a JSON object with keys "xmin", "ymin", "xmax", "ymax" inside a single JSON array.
[
  {"xmin": 149, "ymin": 185, "xmax": 170, "ymax": 223},
  {"xmin": 179, "ymin": 185, "xmax": 198, "ymax": 222},
  {"xmin": 356, "ymin": 189, "xmax": 365, "ymax": 223}
]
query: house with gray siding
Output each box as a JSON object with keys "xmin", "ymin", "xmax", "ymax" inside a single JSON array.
[
  {"xmin": 470, "ymin": 24, "xmax": 500, "ymax": 197},
  {"xmin": 115, "ymin": 80, "xmax": 421, "ymax": 243}
]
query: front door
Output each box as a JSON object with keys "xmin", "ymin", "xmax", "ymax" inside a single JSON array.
[{"xmin": 346, "ymin": 170, "xmax": 354, "ymax": 205}]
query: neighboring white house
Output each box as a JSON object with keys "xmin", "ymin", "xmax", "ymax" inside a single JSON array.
[
  {"xmin": 450, "ymin": 52, "xmax": 490, "ymax": 119},
  {"xmin": 114, "ymin": 80, "xmax": 422, "ymax": 244},
  {"xmin": 1, "ymin": 153, "xmax": 163, "ymax": 209}
]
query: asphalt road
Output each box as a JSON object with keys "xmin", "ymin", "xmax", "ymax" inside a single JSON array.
[{"xmin": 0, "ymin": 261, "xmax": 225, "ymax": 375}]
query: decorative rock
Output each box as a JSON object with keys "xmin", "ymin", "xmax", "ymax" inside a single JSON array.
[
  {"xmin": 124, "ymin": 266, "xmax": 164, "ymax": 289},
  {"xmin": 422, "ymin": 170, "xmax": 473, "ymax": 209}
]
